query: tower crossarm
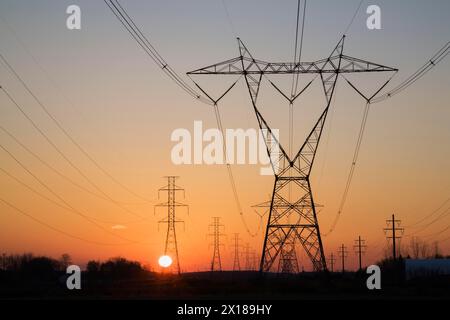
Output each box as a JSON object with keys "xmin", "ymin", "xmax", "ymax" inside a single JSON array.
[{"xmin": 187, "ymin": 55, "xmax": 397, "ymax": 76}]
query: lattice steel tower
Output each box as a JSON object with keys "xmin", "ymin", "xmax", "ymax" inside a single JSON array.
[
  {"xmin": 154, "ymin": 176, "xmax": 188, "ymax": 274},
  {"xmin": 278, "ymin": 238, "xmax": 299, "ymax": 274},
  {"xmin": 209, "ymin": 217, "xmax": 225, "ymax": 271},
  {"xmin": 232, "ymin": 233, "xmax": 241, "ymax": 271},
  {"xmin": 188, "ymin": 36, "xmax": 397, "ymax": 272}
]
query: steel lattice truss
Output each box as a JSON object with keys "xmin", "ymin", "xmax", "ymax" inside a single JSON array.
[
  {"xmin": 188, "ymin": 36, "xmax": 397, "ymax": 272},
  {"xmin": 154, "ymin": 176, "xmax": 188, "ymax": 274}
]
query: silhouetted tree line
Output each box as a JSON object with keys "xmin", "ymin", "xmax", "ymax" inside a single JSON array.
[
  {"xmin": 0, "ymin": 253, "xmax": 150, "ymax": 285},
  {"xmin": 0, "ymin": 253, "xmax": 70, "ymax": 283},
  {"xmin": 85, "ymin": 257, "xmax": 149, "ymax": 281}
]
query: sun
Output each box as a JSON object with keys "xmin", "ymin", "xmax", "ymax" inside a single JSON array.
[{"xmin": 158, "ymin": 255, "xmax": 173, "ymax": 268}]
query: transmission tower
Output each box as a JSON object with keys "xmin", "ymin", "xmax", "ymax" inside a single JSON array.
[
  {"xmin": 383, "ymin": 214, "xmax": 404, "ymax": 260},
  {"xmin": 154, "ymin": 176, "xmax": 188, "ymax": 274},
  {"xmin": 328, "ymin": 253, "xmax": 336, "ymax": 272},
  {"xmin": 353, "ymin": 235, "xmax": 367, "ymax": 271},
  {"xmin": 251, "ymin": 249, "xmax": 258, "ymax": 271},
  {"xmin": 188, "ymin": 35, "xmax": 397, "ymax": 272},
  {"xmin": 243, "ymin": 243, "xmax": 251, "ymax": 271},
  {"xmin": 232, "ymin": 233, "xmax": 241, "ymax": 271},
  {"xmin": 338, "ymin": 244, "xmax": 348, "ymax": 273},
  {"xmin": 277, "ymin": 236, "xmax": 299, "ymax": 274},
  {"xmin": 209, "ymin": 217, "xmax": 225, "ymax": 271}
]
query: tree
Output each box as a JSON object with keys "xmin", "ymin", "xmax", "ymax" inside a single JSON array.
[
  {"xmin": 86, "ymin": 260, "xmax": 100, "ymax": 273},
  {"xmin": 409, "ymin": 237, "xmax": 429, "ymax": 259},
  {"xmin": 60, "ymin": 253, "xmax": 73, "ymax": 270}
]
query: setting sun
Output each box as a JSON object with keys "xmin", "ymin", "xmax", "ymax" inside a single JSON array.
[{"xmin": 158, "ymin": 255, "xmax": 173, "ymax": 268}]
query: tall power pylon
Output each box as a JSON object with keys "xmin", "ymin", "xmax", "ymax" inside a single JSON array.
[
  {"xmin": 384, "ymin": 214, "xmax": 404, "ymax": 259},
  {"xmin": 188, "ymin": 36, "xmax": 397, "ymax": 272},
  {"xmin": 354, "ymin": 235, "xmax": 367, "ymax": 270},
  {"xmin": 209, "ymin": 217, "xmax": 225, "ymax": 271},
  {"xmin": 232, "ymin": 233, "xmax": 241, "ymax": 271},
  {"xmin": 154, "ymin": 176, "xmax": 188, "ymax": 274}
]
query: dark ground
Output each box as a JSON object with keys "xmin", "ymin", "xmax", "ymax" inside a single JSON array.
[{"xmin": 1, "ymin": 270, "xmax": 449, "ymax": 300}]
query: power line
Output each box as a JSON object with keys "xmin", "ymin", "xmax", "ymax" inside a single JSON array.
[
  {"xmin": 421, "ymin": 224, "xmax": 450, "ymax": 239},
  {"xmin": 192, "ymin": 75, "xmax": 263, "ymax": 238},
  {"xmin": 404, "ymin": 207, "xmax": 450, "ymax": 237},
  {"xmin": 0, "ymin": 197, "xmax": 132, "ymax": 246},
  {"xmin": 323, "ymin": 102, "xmax": 371, "ymax": 235},
  {"xmin": 0, "ymin": 17, "xmax": 151, "ymax": 205},
  {"xmin": 0, "ymin": 55, "xmax": 150, "ymax": 206},
  {"xmin": 319, "ymin": 43, "xmax": 448, "ymax": 238},
  {"xmin": 0, "ymin": 125, "xmax": 149, "ymax": 211},
  {"xmin": 0, "ymin": 141, "xmax": 137, "ymax": 243},
  {"xmin": 0, "ymin": 85, "xmax": 145, "ymax": 219},
  {"xmin": 323, "ymin": 71, "xmax": 396, "ymax": 236},
  {"xmin": 322, "ymin": 46, "xmax": 449, "ymax": 236},
  {"xmin": 0, "ymin": 166, "xmax": 136, "ymax": 225},
  {"xmin": 103, "ymin": 0, "xmax": 212, "ymax": 106},
  {"xmin": 343, "ymin": 0, "xmax": 365, "ymax": 36},
  {"xmin": 221, "ymin": 0, "xmax": 237, "ymax": 38},
  {"xmin": 104, "ymin": 0, "xmax": 261, "ymax": 238},
  {"xmin": 212, "ymin": 102, "xmax": 262, "ymax": 238},
  {"xmin": 291, "ymin": 0, "xmax": 307, "ymax": 97},
  {"xmin": 372, "ymin": 41, "xmax": 449, "ymax": 103},
  {"xmin": 405, "ymin": 197, "xmax": 450, "ymax": 227}
]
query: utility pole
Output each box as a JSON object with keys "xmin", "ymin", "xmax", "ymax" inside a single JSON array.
[
  {"xmin": 353, "ymin": 236, "xmax": 367, "ymax": 271},
  {"xmin": 328, "ymin": 253, "xmax": 336, "ymax": 272},
  {"xmin": 188, "ymin": 35, "xmax": 397, "ymax": 273},
  {"xmin": 338, "ymin": 244, "xmax": 348, "ymax": 273},
  {"xmin": 154, "ymin": 176, "xmax": 188, "ymax": 274},
  {"xmin": 383, "ymin": 214, "xmax": 404, "ymax": 260},
  {"xmin": 232, "ymin": 233, "xmax": 241, "ymax": 271},
  {"xmin": 209, "ymin": 217, "xmax": 225, "ymax": 271}
]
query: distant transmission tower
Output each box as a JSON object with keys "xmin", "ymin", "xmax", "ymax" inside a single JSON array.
[
  {"xmin": 154, "ymin": 176, "xmax": 188, "ymax": 274},
  {"xmin": 232, "ymin": 233, "xmax": 241, "ymax": 271},
  {"xmin": 250, "ymin": 249, "xmax": 258, "ymax": 271},
  {"xmin": 328, "ymin": 253, "xmax": 336, "ymax": 272},
  {"xmin": 209, "ymin": 217, "xmax": 225, "ymax": 271},
  {"xmin": 383, "ymin": 214, "xmax": 404, "ymax": 260},
  {"xmin": 188, "ymin": 36, "xmax": 397, "ymax": 272},
  {"xmin": 243, "ymin": 243, "xmax": 252, "ymax": 271},
  {"xmin": 353, "ymin": 235, "xmax": 367, "ymax": 270},
  {"xmin": 277, "ymin": 237, "xmax": 299, "ymax": 274},
  {"xmin": 338, "ymin": 244, "xmax": 348, "ymax": 273}
]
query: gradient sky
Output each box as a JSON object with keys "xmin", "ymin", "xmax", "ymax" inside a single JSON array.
[{"xmin": 0, "ymin": 0, "xmax": 449, "ymax": 271}]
